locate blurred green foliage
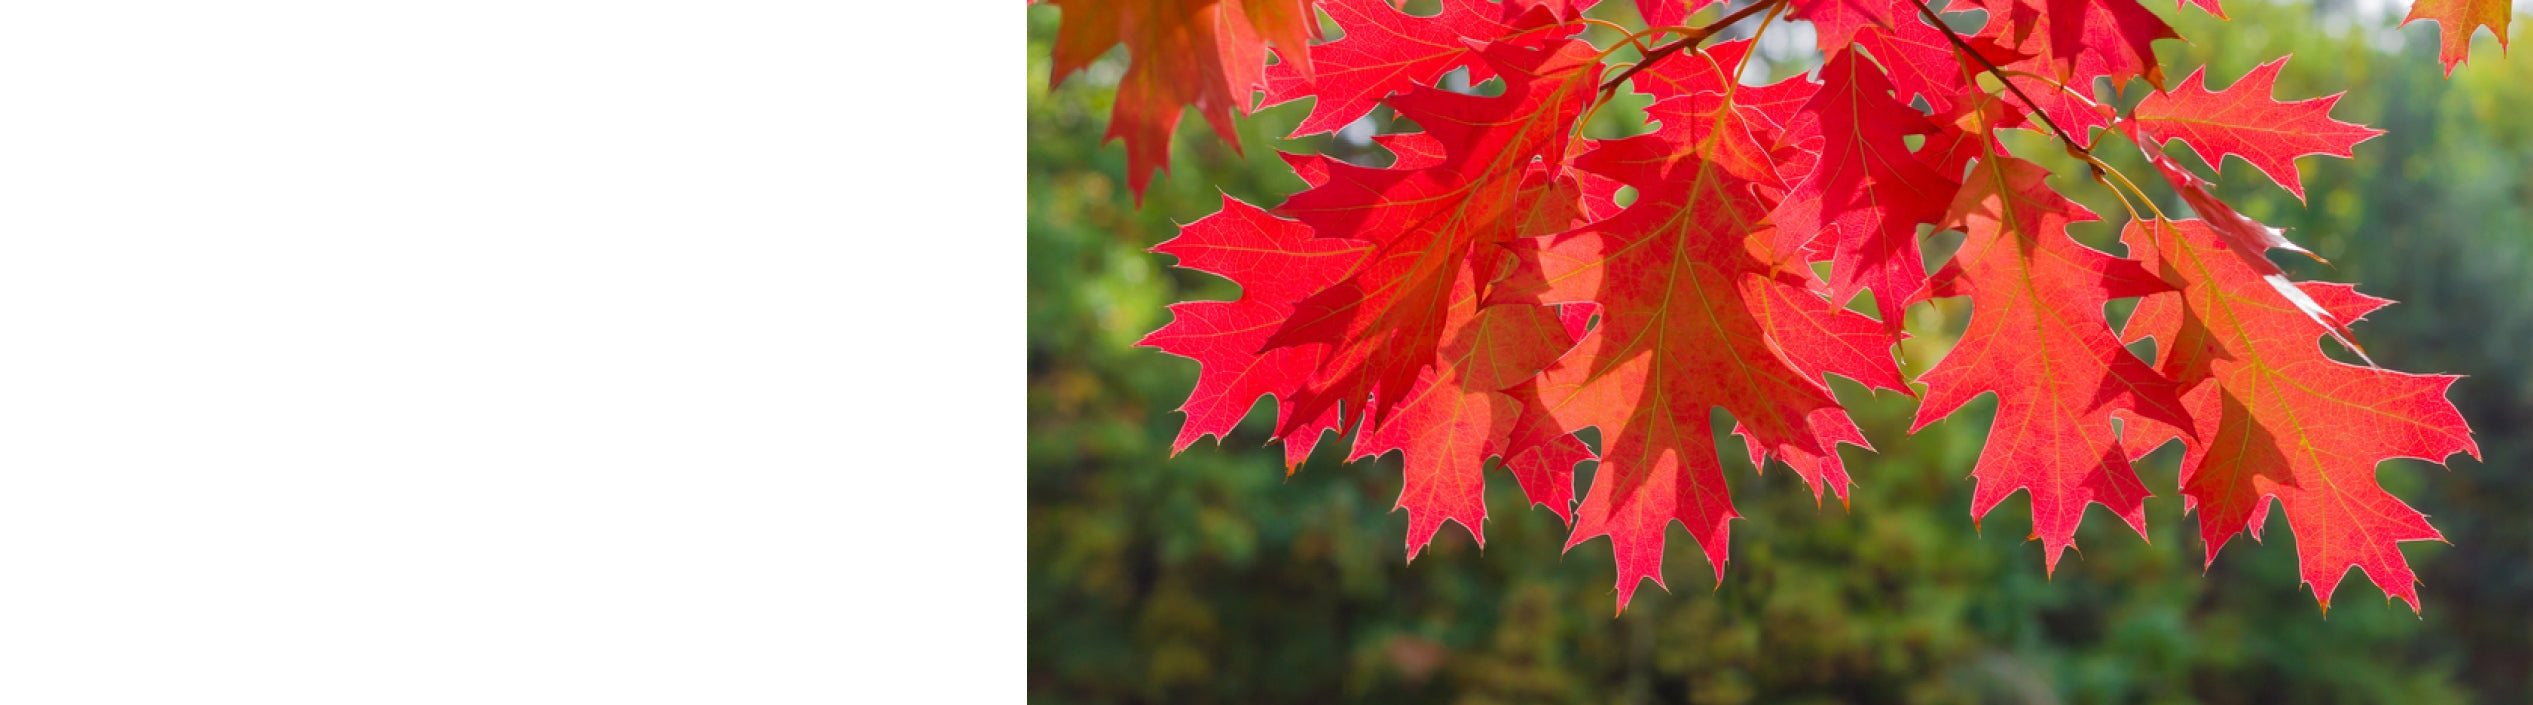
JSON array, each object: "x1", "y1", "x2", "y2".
[{"x1": 1028, "y1": 1, "x2": 2532, "y2": 701}]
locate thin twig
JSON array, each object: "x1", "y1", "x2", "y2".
[
  {"x1": 1898, "y1": 0, "x2": 2090, "y2": 156},
  {"x1": 1597, "y1": 0, "x2": 1788, "y2": 93}
]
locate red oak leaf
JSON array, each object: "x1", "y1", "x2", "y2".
[
  {"x1": 1047, "y1": 0, "x2": 1319, "y2": 197},
  {"x1": 1261, "y1": 0, "x2": 1539, "y2": 137},
  {"x1": 1910, "y1": 155, "x2": 2190, "y2": 574},
  {"x1": 1268, "y1": 31, "x2": 1602, "y2": 437},
  {"x1": 1738, "y1": 262, "x2": 1909, "y2": 506},
  {"x1": 1493, "y1": 92, "x2": 1872, "y2": 611},
  {"x1": 2117, "y1": 219, "x2": 2479, "y2": 612},
  {"x1": 1351, "y1": 289, "x2": 1577, "y2": 558},
  {"x1": 1299, "y1": 138, "x2": 1605, "y2": 524},
  {"x1": 1140, "y1": 196, "x2": 1370, "y2": 470},
  {"x1": 1739, "y1": 178, "x2": 1913, "y2": 508},
  {"x1": 2135, "y1": 142, "x2": 2372, "y2": 358},
  {"x1": 1975, "y1": 0, "x2": 2179, "y2": 90},
  {"x1": 1460, "y1": 161, "x2": 1609, "y2": 524},
  {"x1": 2402, "y1": 0, "x2": 2513, "y2": 74},
  {"x1": 2127, "y1": 57, "x2": 2384, "y2": 201},
  {"x1": 1094, "y1": 0, "x2": 2484, "y2": 618},
  {"x1": 1773, "y1": 50, "x2": 1962, "y2": 334},
  {"x1": 1276, "y1": 132, "x2": 1605, "y2": 493}
]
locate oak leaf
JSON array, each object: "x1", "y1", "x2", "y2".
[
  {"x1": 1089, "y1": 0, "x2": 2491, "y2": 616},
  {"x1": 2127, "y1": 57, "x2": 2383, "y2": 201},
  {"x1": 2118, "y1": 219, "x2": 2478, "y2": 612},
  {"x1": 1494, "y1": 92, "x2": 1881, "y2": 611},
  {"x1": 1910, "y1": 155, "x2": 2190, "y2": 573},
  {"x1": 1046, "y1": 0, "x2": 1319, "y2": 197},
  {"x1": 1268, "y1": 28, "x2": 1601, "y2": 437},
  {"x1": 1140, "y1": 197, "x2": 1368, "y2": 469},
  {"x1": 1773, "y1": 50, "x2": 1962, "y2": 335},
  {"x1": 2402, "y1": 0, "x2": 2513, "y2": 74}
]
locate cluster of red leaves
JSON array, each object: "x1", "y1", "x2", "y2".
[{"x1": 1045, "y1": 0, "x2": 2495, "y2": 613}]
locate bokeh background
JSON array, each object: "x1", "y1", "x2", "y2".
[{"x1": 1028, "y1": 1, "x2": 2532, "y2": 701}]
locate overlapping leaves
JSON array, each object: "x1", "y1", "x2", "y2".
[{"x1": 1105, "y1": 0, "x2": 2487, "y2": 613}]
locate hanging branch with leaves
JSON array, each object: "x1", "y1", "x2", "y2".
[{"x1": 1036, "y1": 0, "x2": 2495, "y2": 614}]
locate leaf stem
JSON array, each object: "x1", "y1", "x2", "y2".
[
  {"x1": 1580, "y1": 17, "x2": 1659, "y2": 55},
  {"x1": 2096, "y1": 151, "x2": 2170, "y2": 222},
  {"x1": 1729, "y1": 1, "x2": 1785, "y2": 86},
  {"x1": 1579, "y1": 17, "x2": 1635, "y2": 35},
  {"x1": 1998, "y1": 69, "x2": 2100, "y2": 107}
]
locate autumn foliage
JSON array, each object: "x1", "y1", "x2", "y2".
[{"x1": 1038, "y1": 0, "x2": 2500, "y2": 613}]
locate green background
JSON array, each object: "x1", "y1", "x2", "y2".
[{"x1": 1028, "y1": 2, "x2": 2532, "y2": 701}]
